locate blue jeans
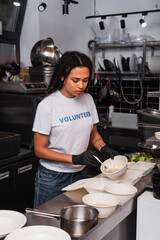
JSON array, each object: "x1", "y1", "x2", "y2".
[{"x1": 34, "y1": 163, "x2": 88, "y2": 208}]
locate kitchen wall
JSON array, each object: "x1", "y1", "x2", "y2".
[{"x1": 20, "y1": 0, "x2": 160, "y2": 67}]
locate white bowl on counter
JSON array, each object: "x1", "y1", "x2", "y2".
[
  {"x1": 83, "y1": 177, "x2": 119, "y2": 194},
  {"x1": 82, "y1": 193, "x2": 119, "y2": 218},
  {"x1": 100, "y1": 155, "x2": 128, "y2": 180},
  {"x1": 155, "y1": 132, "x2": 160, "y2": 140},
  {"x1": 104, "y1": 183, "x2": 138, "y2": 205}
]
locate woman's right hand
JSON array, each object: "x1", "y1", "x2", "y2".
[{"x1": 72, "y1": 150, "x2": 99, "y2": 167}]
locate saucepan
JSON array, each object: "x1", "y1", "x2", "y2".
[{"x1": 26, "y1": 205, "x2": 99, "y2": 239}]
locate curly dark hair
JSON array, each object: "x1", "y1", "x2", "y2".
[{"x1": 44, "y1": 51, "x2": 92, "y2": 97}]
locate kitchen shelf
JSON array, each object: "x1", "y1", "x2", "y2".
[
  {"x1": 94, "y1": 40, "x2": 160, "y2": 49},
  {"x1": 91, "y1": 40, "x2": 160, "y2": 79},
  {"x1": 95, "y1": 71, "x2": 160, "y2": 81},
  {"x1": 89, "y1": 39, "x2": 160, "y2": 113},
  {"x1": 147, "y1": 91, "x2": 160, "y2": 97},
  {"x1": 95, "y1": 71, "x2": 142, "y2": 75}
]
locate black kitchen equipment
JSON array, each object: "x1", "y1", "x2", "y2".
[
  {"x1": 29, "y1": 66, "x2": 54, "y2": 85},
  {"x1": 26, "y1": 205, "x2": 99, "y2": 238},
  {"x1": 104, "y1": 59, "x2": 114, "y2": 71},
  {"x1": 0, "y1": 93, "x2": 43, "y2": 148},
  {"x1": 152, "y1": 172, "x2": 160, "y2": 199},
  {"x1": 0, "y1": 131, "x2": 20, "y2": 159}
]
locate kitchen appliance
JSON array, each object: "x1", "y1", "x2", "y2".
[
  {"x1": 0, "y1": 82, "x2": 48, "y2": 94},
  {"x1": 29, "y1": 66, "x2": 54, "y2": 85},
  {"x1": 0, "y1": 131, "x2": 20, "y2": 159},
  {"x1": 0, "y1": 93, "x2": 43, "y2": 148}
]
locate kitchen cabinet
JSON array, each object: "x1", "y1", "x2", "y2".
[
  {"x1": 0, "y1": 164, "x2": 14, "y2": 210},
  {"x1": 15, "y1": 157, "x2": 39, "y2": 213},
  {"x1": 89, "y1": 40, "x2": 160, "y2": 113},
  {"x1": 0, "y1": 155, "x2": 39, "y2": 213}
]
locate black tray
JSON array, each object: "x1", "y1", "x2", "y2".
[{"x1": 0, "y1": 131, "x2": 21, "y2": 159}]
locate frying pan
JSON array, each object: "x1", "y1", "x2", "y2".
[{"x1": 26, "y1": 205, "x2": 99, "y2": 239}]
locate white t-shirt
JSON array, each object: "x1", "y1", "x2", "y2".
[{"x1": 32, "y1": 90, "x2": 99, "y2": 172}]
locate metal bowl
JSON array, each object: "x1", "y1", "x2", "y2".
[
  {"x1": 137, "y1": 108, "x2": 160, "y2": 125},
  {"x1": 138, "y1": 141, "x2": 160, "y2": 159},
  {"x1": 30, "y1": 38, "x2": 62, "y2": 67}
]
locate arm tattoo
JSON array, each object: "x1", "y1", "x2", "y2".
[
  {"x1": 93, "y1": 138, "x2": 102, "y2": 144},
  {"x1": 93, "y1": 138, "x2": 106, "y2": 151}
]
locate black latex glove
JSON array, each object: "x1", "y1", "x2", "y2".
[
  {"x1": 100, "y1": 145, "x2": 119, "y2": 160},
  {"x1": 72, "y1": 150, "x2": 99, "y2": 167}
]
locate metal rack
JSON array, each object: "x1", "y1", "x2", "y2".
[
  {"x1": 89, "y1": 40, "x2": 160, "y2": 113},
  {"x1": 90, "y1": 40, "x2": 160, "y2": 80}
]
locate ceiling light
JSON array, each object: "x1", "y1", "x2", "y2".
[
  {"x1": 62, "y1": 0, "x2": 78, "y2": 15},
  {"x1": 38, "y1": 1, "x2": 47, "y2": 12},
  {"x1": 13, "y1": 0, "x2": 21, "y2": 6},
  {"x1": 139, "y1": 16, "x2": 147, "y2": 27},
  {"x1": 99, "y1": 20, "x2": 105, "y2": 30},
  {"x1": 120, "y1": 19, "x2": 126, "y2": 29},
  {"x1": 62, "y1": 2, "x2": 69, "y2": 15}
]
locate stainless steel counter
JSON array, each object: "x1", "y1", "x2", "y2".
[{"x1": 25, "y1": 170, "x2": 153, "y2": 240}]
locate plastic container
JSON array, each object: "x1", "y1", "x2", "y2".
[{"x1": 109, "y1": 104, "x2": 114, "y2": 122}]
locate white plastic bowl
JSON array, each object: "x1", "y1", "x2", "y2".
[
  {"x1": 104, "y1": 183, "x2": 138, "y2": 205},
  {"x1": 155, "y1": 132, "x2": 160, "y2": 140},
  {"x1": 83, "y1": 177, "x2": 118, "y2": 194},
  {"x1": 100, "y1": 155, "x2": 128, "y2": 180},
  {"x1": 82, "y1": 193, "x2": 119, "y2": 218}
]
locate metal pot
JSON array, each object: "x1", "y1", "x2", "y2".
[
  {"x1": 26, "y1": 205, "x2": 99, "y2": 238},
  {"x1": 137, "y1": 108, "x2": 160, "y2": 125}
]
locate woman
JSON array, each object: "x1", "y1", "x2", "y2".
[{"x1": 32, "y1": 51, "x2": 118, "y2": 207}]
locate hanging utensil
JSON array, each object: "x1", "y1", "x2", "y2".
[
  {"x1": 97, "y1": 77, "x2": 110, "y2": 103},
  {"x1": 109, "y1": 88, "x2": 121, "y2": 102}
]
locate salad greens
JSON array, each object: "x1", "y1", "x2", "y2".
[{"x1": 131, "y1": 152, "x2": 156, "y2": 162}]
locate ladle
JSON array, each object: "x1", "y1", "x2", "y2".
[{"x1": 93, "y1": 155, "x2": 111, "y2": 172}]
